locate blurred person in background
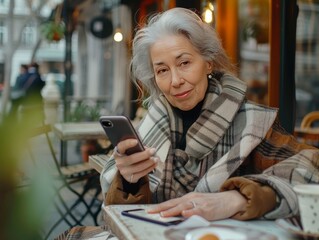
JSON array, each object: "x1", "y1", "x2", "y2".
[
  {"x1": 8, "y1": 62, "x2": 45, "y2": 119},
  {"x1": 13, "y1": 64, "x2": 29, "y2": 91}
]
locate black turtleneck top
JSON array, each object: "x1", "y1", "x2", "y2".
[{"x1": 173, "y1": 100, "x2": 204, "y2": 150}]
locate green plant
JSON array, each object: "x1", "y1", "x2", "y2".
[
  {"x1": 40, "y1": 21, "x2": 65, "y2": 42},
  {"x1": 69, "y1": 102, "x2": 105, "y2": 162},
  {"x1": 40, "y1": 3, "x2": 65, "y2": 42},
  {"x1": 70, "y1": 102, "x2": 101, "y2": 122},
  {"x1": 0, "y1": 112, "x2": 54, "y2": 240}
]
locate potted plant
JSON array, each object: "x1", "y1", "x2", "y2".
[
  {"x1": 69, "y1": 102, "x2": 108, "y2": 162},
  {"x1": 40, "y1": 21, "x2": 65, "y2": 42},
  {"x1": 40, "y1": 4, "x2": 65, "y2": 42}
]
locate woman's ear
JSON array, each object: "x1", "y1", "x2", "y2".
[{"x1": 206, "y1": 62, "x2": 213, "y2": 73}]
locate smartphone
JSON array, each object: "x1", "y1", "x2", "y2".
[
  {"x1": 121, "y1": 208, "x2": 184, "y2": 226},
  {"x1": 99, "y1": 115, "x2": 145, "y2": 155}
]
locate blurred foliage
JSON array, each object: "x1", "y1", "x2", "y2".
[
  {"x1": 69, "y1": 102, "x2": 102, "y2": 122},
  {"x1": 40, "y1": 21, "x2": 65, "y2": 42},
  {"x1": 40, "y1": 3, "x2": 65, "y2": 42},
  {"x1": 0, "y1": 109, "x2": 54, "y2": 240}
]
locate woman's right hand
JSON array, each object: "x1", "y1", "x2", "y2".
[
  {"x1": 147, "y1": 191, "x2": 247, "y2": 221},
  {"x1": 114, "y1": 139, "x2": 158, "y2": 183}
]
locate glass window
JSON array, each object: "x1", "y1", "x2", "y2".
[
  {"x1": 0, "y1": 63, "x2": 3, "y2": 85},
  {"x1": 0, "y1": 20, "x2": 5, "y2": 45},
  {"x1": 295, "y1": 0, "x2": 319, "y2": 125},
  {"x1": 21, "y1": 22, "x2": 36, "y2": 46},
  {"x1": 238, "y1": 0, "x2": 270, "y2": 106},
  {"x1": 215, "y1": 0, "x2": 271, "y2": 106}
]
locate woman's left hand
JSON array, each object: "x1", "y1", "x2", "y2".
[{"x1": 147, "y1": 191, "x2": 247, "y2": 221}]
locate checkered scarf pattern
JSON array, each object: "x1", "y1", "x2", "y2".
[
  {"x1": 137, "y1": 74, "x2": 279, "y2": 202},
  {"x1": 100, "y1": 74, "x2": 319, "y2": 219}
]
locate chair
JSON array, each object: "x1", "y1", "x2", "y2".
[
  {"x1": 294, "y1": 111, "x2": 319, "y2": 147},
  {"x1": 300, "y1": 111, "x2": 319, "y2": 129},
  {"x1": 25, "y1": 122, "x2": 104, "y2": 239}
]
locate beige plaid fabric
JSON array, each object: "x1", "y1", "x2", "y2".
[
  {"x1": 54, "y1": 225, "x2": 117, "y2": 240},
  {"x1": 100, "y1": 74, "x2": 319, "y2": 220}
]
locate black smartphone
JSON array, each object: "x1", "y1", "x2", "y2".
[
  {"x1": 121, "y1": 208, "x2": 184, "y2": 226},
  {"x1": 99, "y1": 115, "x2": 145, "y2": 155}
]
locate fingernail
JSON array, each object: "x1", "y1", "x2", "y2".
[
  {"x1": 130, "y1": 139, "x2": 138, "y2": 145},
  {"x1": 151, "y1": 157, "x2": 158, "y2": 163},
  {"x1": 146, "y1": 207, "x2": 153, "y2": 212},
  {"x1": 149, "y1": 148, "x2": 156, "y2": 155}
]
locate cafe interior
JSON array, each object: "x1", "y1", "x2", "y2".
[
  {"x1": 47, "y1": 0, "x2": 319, "y2": 136},
  {"x1": 2, "y1": 0, "x2": 319, "y2": 239}
]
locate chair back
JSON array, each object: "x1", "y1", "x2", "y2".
[
  {"x1": 300, "y1": 111, "x2": 319, "y2": 129},
  {"x1": 295, "y1": 111, "x2": 319, "y2": 147},
  {"x1": 26, "y1": 124, "x2": 63, "y2": 176},
  {"x1": 25, "y1": 123, "x2": 102, "y2": 239}
]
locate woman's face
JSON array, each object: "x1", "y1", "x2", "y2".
[{"x1": 150, "y1": 34, "x2": 212, "y2": 111}]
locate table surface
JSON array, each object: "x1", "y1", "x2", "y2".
[
  {"x1": 103, "y1": 204, "x2": 298, "y2": 240},
  {"x1": 53, "y1": 122, "x2": 107, "y2": 166},
  {"x1": 53, "y1": 122, "x2": 107, "y2": 141}
]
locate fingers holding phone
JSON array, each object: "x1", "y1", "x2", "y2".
[
  {"x1": 115, "y1": 139, "x2": 158, "y2": 183},
  {"x1": 99, "y1": 115, "x2": 158, "y2": 183}
]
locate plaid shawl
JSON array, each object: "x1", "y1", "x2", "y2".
[
  {"x1": 101, "y1": 74, "x2": 275, "y2": 195},
  {"x1": 100, "y1": 74, "x2": 319, "y2": 219},
  {"x1": 136, "y1": 74, "x2": 279, "y2": 202},
  {"x1": 243, "y1": 121, "x2": 319, "y2": 219}
]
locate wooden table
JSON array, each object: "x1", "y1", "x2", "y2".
[{"x1": 53, "y1": 122, "x2": 107, "y2": 166}]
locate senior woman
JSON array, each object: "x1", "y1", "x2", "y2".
[
  {"x1": 57, "y1": 7, "x2": 319, "y2": 239},
  {"x1": 101, "y1": 7, "x2": 318, "y2": 221}
]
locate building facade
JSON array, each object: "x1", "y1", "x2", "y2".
[
  {"x1": 0, "y1": 0, "x2": 71, "y2": 86},
  {"x1": 0, "y1": 0, "x2": 133, "y2": 118}
]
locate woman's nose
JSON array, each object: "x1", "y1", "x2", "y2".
[{"x1": 171, "y1": 70, "x2": 184, "y2": 87}]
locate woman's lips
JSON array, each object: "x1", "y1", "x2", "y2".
[{"x1": 174, "y1": 90, "x2": 192, "y2": 98}]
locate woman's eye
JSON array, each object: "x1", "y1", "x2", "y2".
[
  {"x1": 157, "y1": 68, "x2": 167, "y2": 75},
  {"x1": 180, "y1": 61, "x2": 189, "y2": 66}
]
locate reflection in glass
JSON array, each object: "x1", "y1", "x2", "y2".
[
  {"x1": 238, "y1": 0, "x2": 269, "y2": 106},
  {"x1": 295, "y1": 0, "x2": 319, "y2": 125}
]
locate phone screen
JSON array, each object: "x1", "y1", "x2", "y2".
[{"x1": 121, "y1": 208, "x2": 184, "y2": 226}]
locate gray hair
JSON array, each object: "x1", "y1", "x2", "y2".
[{"x1": 130, "y1": 7, "x2": 236, "y2": 105}]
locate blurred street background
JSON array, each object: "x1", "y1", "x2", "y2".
[{"x1": 0, "y1": 0, "x2": 318, "y2": 239}]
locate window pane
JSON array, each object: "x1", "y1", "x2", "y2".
[
  {"x1": 238, "y1": 0, "x2": 269, "y2": 105},
  {"x1": 0, "y1": 20, "x2": 5, "y2": 45},
  {"x1": 21, "y1": 22, "x2": 36, "y2": 46},
  {"x1": 295, "y1": 0, "x2": 319, "y2": 125}
]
